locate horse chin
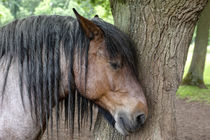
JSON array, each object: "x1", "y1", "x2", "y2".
[
  {"x1": 98, "y1": 107, "x2": 130, "y2": 136},
  {"x1": 114, "y1": 115, "x2": 130, "y2": 136},
  {"x1": 114, "y1": 122, "x2": 130, "y2": 136}
]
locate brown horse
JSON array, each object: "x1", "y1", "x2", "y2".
[{"x1": 0, "y1": 9, "x2": 148, "y2": 139}]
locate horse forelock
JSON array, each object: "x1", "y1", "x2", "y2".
[{"x1": 92, "y1": 18, "x2": 139, "y2": 77}]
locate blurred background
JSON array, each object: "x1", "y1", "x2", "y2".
[{"x1": 0, "y1": 0, "x2": 113, "y2": 26}]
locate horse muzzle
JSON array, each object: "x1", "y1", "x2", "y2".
[{"x1": 114, "y1": 111, "x2": 146, "y2": 135}]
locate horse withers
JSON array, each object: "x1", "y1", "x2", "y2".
[{"x1": 0, "y1": 9, "x2": 148, "y2": 139}]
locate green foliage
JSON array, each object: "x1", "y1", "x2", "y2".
[
  {"x1": 91, "y1": 0, "x2": 112, "y2": 20},
  {"x1": 87, "y1": 0, "x2": 113, "y2": 23},
  {"x1": 51, "y1": 0, "x2": 69, "y2": 8},
  {"x1": 0, "y1": 0, "x2": 41, "y2": 20},
  {"x1": 1, "y1": 0, "x2": 21, "y2": 19},
  {"x1": 177, "y1": 46, "x2": 210, "y2": 103},
  {"x1": 0, "y1": 0, "x2": 113, "y2": 26},
  {"x1": 34, "y1": 0, "x2": 53, "y2": 15},
  {"x1": 34, "y1": 0, "x2": 88, "y2": 17},
  {"x1": 34, "y1": 0, "x2": 113, "y2": 23},
  {"x1": 0, "y1": 3, "x2": 13, "y2": 26},
  {"x1": 20, "y1": 0, "x2": 41, "y2": 15}
]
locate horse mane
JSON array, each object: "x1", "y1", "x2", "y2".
[{"x1": 0, "y1": 15, "x2": 138, "y2": 135}]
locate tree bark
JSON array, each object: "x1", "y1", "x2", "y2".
[
  {"x1": 182, "y1": 1, "x2": 210, "y2": 88},
  {"x1": 93, "y1": 0, "x2": 208, "y2": 140}
]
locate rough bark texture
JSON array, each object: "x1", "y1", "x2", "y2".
[
  {"x1": 93, "y1": 0, "x2": 208, "y2": 140},
  {"x1": 182, "y1": 1, "x2": 210, "y2": 88}
]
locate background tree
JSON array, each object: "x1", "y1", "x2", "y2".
[
  {"x1": 93, "y1": 0, "x2": 208, "y2": 140},
  {"x1": 182, "y1": 1, "x2": 210, "y2": 88}
]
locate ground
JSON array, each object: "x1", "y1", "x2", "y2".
[
  {"x1": 176, "y1": 97, "x2": 210, "y2": 140},
  {"x1": 41, "y1": 97, "x2": 210, "y2": 140}
]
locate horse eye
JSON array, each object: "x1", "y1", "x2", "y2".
[{"x1": 110, "y1": 62, "x2": 120, "y2": 70}]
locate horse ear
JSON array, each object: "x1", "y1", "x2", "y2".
[
  {"x1": 73, "y1": 8, "x2": 102, "y2": 40},
  {"x1": 94, "y1": 15, "x2": 99, "y2": 18}
]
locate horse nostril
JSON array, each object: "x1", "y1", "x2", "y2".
[{"x1": 136, "y1": 114, "x2": 145, "y2": 125}]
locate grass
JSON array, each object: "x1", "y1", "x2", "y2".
[{"x1": 176, "y1": 45, "x2": 210, "y2": 103}]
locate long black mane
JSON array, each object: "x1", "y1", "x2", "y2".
[{"x1": 0, "y1": 15, "x2": 138, "y2": 134}]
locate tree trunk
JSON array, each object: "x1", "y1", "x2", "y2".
[
  {"x1": 93, "y1": 0, "x2": 207, "y2": 140},
  {"x1": 182, "y1": 1, "x2": 210, "y2": 88}
]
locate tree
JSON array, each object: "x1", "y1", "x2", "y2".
[
  {"x1": 182, "y1": 1, "x2": 210, "y2": 88},
  {"x1": 93, "y1": 0, "x2": 208, "y2": 140}
]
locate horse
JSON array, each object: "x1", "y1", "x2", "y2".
[{"x1": 0, "y1": 9, "x2": 148, "y2": 140}]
